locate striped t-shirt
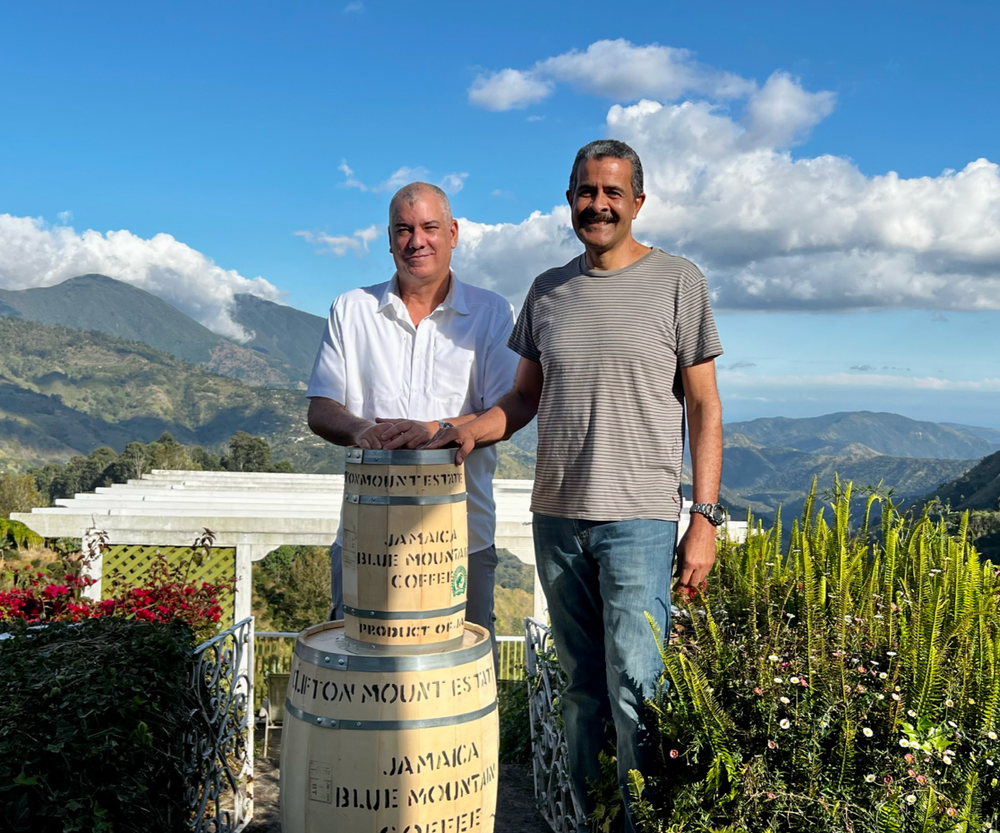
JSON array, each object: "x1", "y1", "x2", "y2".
[{"x1": 509, "y1": 248, "x2": 723, "y2": 522}]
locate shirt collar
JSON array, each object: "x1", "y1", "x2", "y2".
[{"x1": 377, "y1": 272, "x2": 470, "y2": 316}]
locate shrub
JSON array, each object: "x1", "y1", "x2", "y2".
[
  {"x1": 629, "y1": 480, "x2": 1000, "y2": 832},
  {"x1": 0, "y1": 531, "x2": 233, "y2": 642},
  {"x1": 499, "y1": 677, "x2": 533, "y2": 765},
  {"x1": 0, "y1": 617, "x2": 196, "y2": 832}
]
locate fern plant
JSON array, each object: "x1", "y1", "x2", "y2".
[{"x1": 628, "y1": 480, "x2": 1000, "y2": 832}]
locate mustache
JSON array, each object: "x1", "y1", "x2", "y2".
[{"x1": 578, "y1": 209, "x2": 618, "y2": 225}]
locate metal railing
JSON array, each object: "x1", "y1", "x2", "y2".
[
  {"x1": 525, "y1": 617, "x2": 586, "y2": 833},
  {"x1": 497, "y1": 634, "x2": 527, "y2": 681},
  {"x1": 188, "y1": 616, "x2": 255, "y2": 833},
  {"x1": 254, "y1": 631, "x2": 297, "y2": 712}
]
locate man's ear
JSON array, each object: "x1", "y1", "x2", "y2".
[
  {"x1": 566, "y1": 189, "x2": 573, "y2": 206},
  {"x1": 632, "y1": 193, "x2": 646, "y2": 219}
]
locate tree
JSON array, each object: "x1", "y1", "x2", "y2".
[
  {"x1": 253, "y1": 545, "x2": 330, "y2": 631},
  {"x1": 50, "y1": 456, "x2": 106, "y2": 500},
  {"x1": 115, "y1": 441, "x2": 151, "y2": 481},
  {"x1": 0, "y1": 474, "x2": 43, "y2": 518},
  {"x1": 281, "y1": 547, "x2": 332, "y2": 630},
  {"x1": 190, "y1": 446, "x2": 223, "y2": 471},
  {"x1": 222, "y1": 432, "x2": 272, "y2": 473}
]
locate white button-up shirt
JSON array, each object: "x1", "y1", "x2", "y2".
[{"x1": 306, "y1": 273, "x2": 518, "y2": 553}]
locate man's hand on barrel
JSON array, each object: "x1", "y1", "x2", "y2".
[
  {"x1": 373, "y1": 418, "x2": 438, "y2": 450},
  {"x1": 421, "y1": 423, "x2": 477, "y2": 464},
  {"x1": 353, "y1": 422, "x2": 388, "y2": 449}
]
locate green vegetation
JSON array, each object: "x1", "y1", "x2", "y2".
[
  {"x1": 0, "y1": 317, "x2": 341, "y2": 472},
  {"x1": 0, "y1": 315, "x2": 538, "y2": 476},
  {"x1": 914, "y1": 450, "x2": 1000, "y2": 562},
  {"x1": 0, "y1": 274, "x2": 299, "y2": 386},
  {"x1": 495, "y1": 548, "x2": 534, "y2": 635},
  {"x1": 252, "y1": 545, "x2": 332, "y2": 632},
  {"x1": 612, "y1": 480, "x2": 1000, "y2": 832},
  {"x1": 16, "y1": 432, "x2": 293, "y2": 506},
  {"x1": 920, "y1": 449, "x2": 1000, "y2": 513},
  {"x1": 230, "y1": 292, "x2": 326, "y2": 383},
  {"x1": 0, "y1": 618, "x2": 196, "y2": 832}
]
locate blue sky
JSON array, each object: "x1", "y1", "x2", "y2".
[{"x1": 2, "y1": 1, "x2": 999, "y2": 428}]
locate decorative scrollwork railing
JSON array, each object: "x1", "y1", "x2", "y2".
[
  {"x1": 188, "y1": 616, "x2": 254, "y2": 833},
  {"x1": 524, "y1": 617, "x2": 586, "y2": 833}
]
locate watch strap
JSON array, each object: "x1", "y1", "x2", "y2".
[{"x1": 690, "y1": 502, "x2": 725, "y2": 526}]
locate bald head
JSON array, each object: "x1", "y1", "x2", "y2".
[{"x1": 389, "y1": 182, "x2": 453, "y2": 226}]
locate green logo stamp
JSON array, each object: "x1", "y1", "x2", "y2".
[{"x1": 452, "y1": 565, "x2": 468, "y2": 597}]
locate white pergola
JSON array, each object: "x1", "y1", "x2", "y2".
[
  {"x1": 13, "y1": 469, "x2": 744, "y2": 623},
  {"x1": 11, "y1": 470, "x2": 545, "y2": 621}
]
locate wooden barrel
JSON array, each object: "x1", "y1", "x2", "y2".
[
  {"x1": 342, "y1": 448, "x2": 469, "y2": 653},
  {"x1": 280, "y1": 620, "x2": 498, "y2": 833}
]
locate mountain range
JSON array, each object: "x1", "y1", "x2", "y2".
[
  {"x1": 0, "y1": 275, "x2": 326, "y2": 388},
  {"x1": 1, "y1": 274, "x2": 999, "y2": 530}
]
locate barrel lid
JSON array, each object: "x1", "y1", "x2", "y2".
[
  {"x1": 295, "y1": 620, "x2": 491, "y2": 672},
  {"x1": 345, "y1": 448, "x2": 459, "y2": 466}
]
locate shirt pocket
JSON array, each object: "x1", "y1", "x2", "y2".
[
  {"x1": 363, "y1": 339, "x2": 405, "y2": 400},
  {"x1": 431, "y1": 334, "x2": 476, "y2": 406}
]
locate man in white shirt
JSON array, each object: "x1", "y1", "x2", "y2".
[{"x1": 305, "y1": 182, "x2": 518, "y2": 651}]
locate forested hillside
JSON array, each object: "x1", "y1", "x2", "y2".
[
  {"x1": 0, "y1": 317, "x2": 529, "y2": 476},
  {"x1": 0, "y1": 275, "x2": 298, "y2": 387}
]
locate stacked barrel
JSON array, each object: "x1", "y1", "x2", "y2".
[{"x1": 281, "y1": 448, "x2": 499, "y2": 833}]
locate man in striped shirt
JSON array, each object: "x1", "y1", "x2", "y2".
[{"x1": 428, "y1": 140, "x2": 724, "y2": 832}]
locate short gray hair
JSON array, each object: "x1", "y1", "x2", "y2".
[
  {"x1": 389, "y1": 182, "x2": 453, "y2": 225},
  {"x1": 568, "y1": 140, "x2": 644, "y2": 200}
]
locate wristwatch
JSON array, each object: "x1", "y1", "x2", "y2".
[
  {"x1": 690, "y1": 502, "x2": 726, "y2": 526},
  {"x1": 438, "y1": 421, "x2": 455, "y2": 431}
]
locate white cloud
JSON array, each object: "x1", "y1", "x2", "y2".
[
  {"x1": 338, "y1": 160, "x2": 367, "y2": 191},
  {"x1": 457, "y1": 48, "x2": 1000, "y2": 313},
  {"x1": 468, "y1": 69, "x2": 553, "y2": 111},
  {"x1": 375, "y1": 166, "x2": 430, "y2": 193},
  {"x1": 56, "y1": 210, "x2": 73, "y2": 225},
  {"x1": 455, "y1": 208, "x2": 581, "y2": 306},
  {"x1": 439, "y1": 173, "x2": 468, "y2": 195},
  {"x1": 344, "y1": 2, "x2": 363, "y2": 13},
  {"x1": 742, "y1": 72, "x2": 836, "y2": 149},
  {"x1": 0, "y1": 214, "x2": 280, "y2": 341},
  {"x1": 538, "y1": 40, "x2": 755, "y2": 102},
  {"x1": 295, "y1": 225, "x2": 379, "y2": 257},
  {"x1": 468, "y1": 39, "x2": 754, "y2": 111},
  {"x1": 337, "y1": 162, "x2": 468, "y2": 196},
  {"x1": 719, "y1": 369, "x2": 1000, "y2": 392}
]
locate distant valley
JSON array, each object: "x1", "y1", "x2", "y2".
[{"x1": 0, "y1": 274, "x2": 998, "y2": 533}]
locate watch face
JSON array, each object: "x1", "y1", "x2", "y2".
[{"x1": 694, "y1": 503, "x2": 725, "y2": 525}]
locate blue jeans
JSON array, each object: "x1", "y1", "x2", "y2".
[{"x1": 533, "y1": 514, "x2": 677, "y2": 833}]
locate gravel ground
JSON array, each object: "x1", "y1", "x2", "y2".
[{"x1": 246, "y1": 729, "x2": 550, "y2": 833}]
